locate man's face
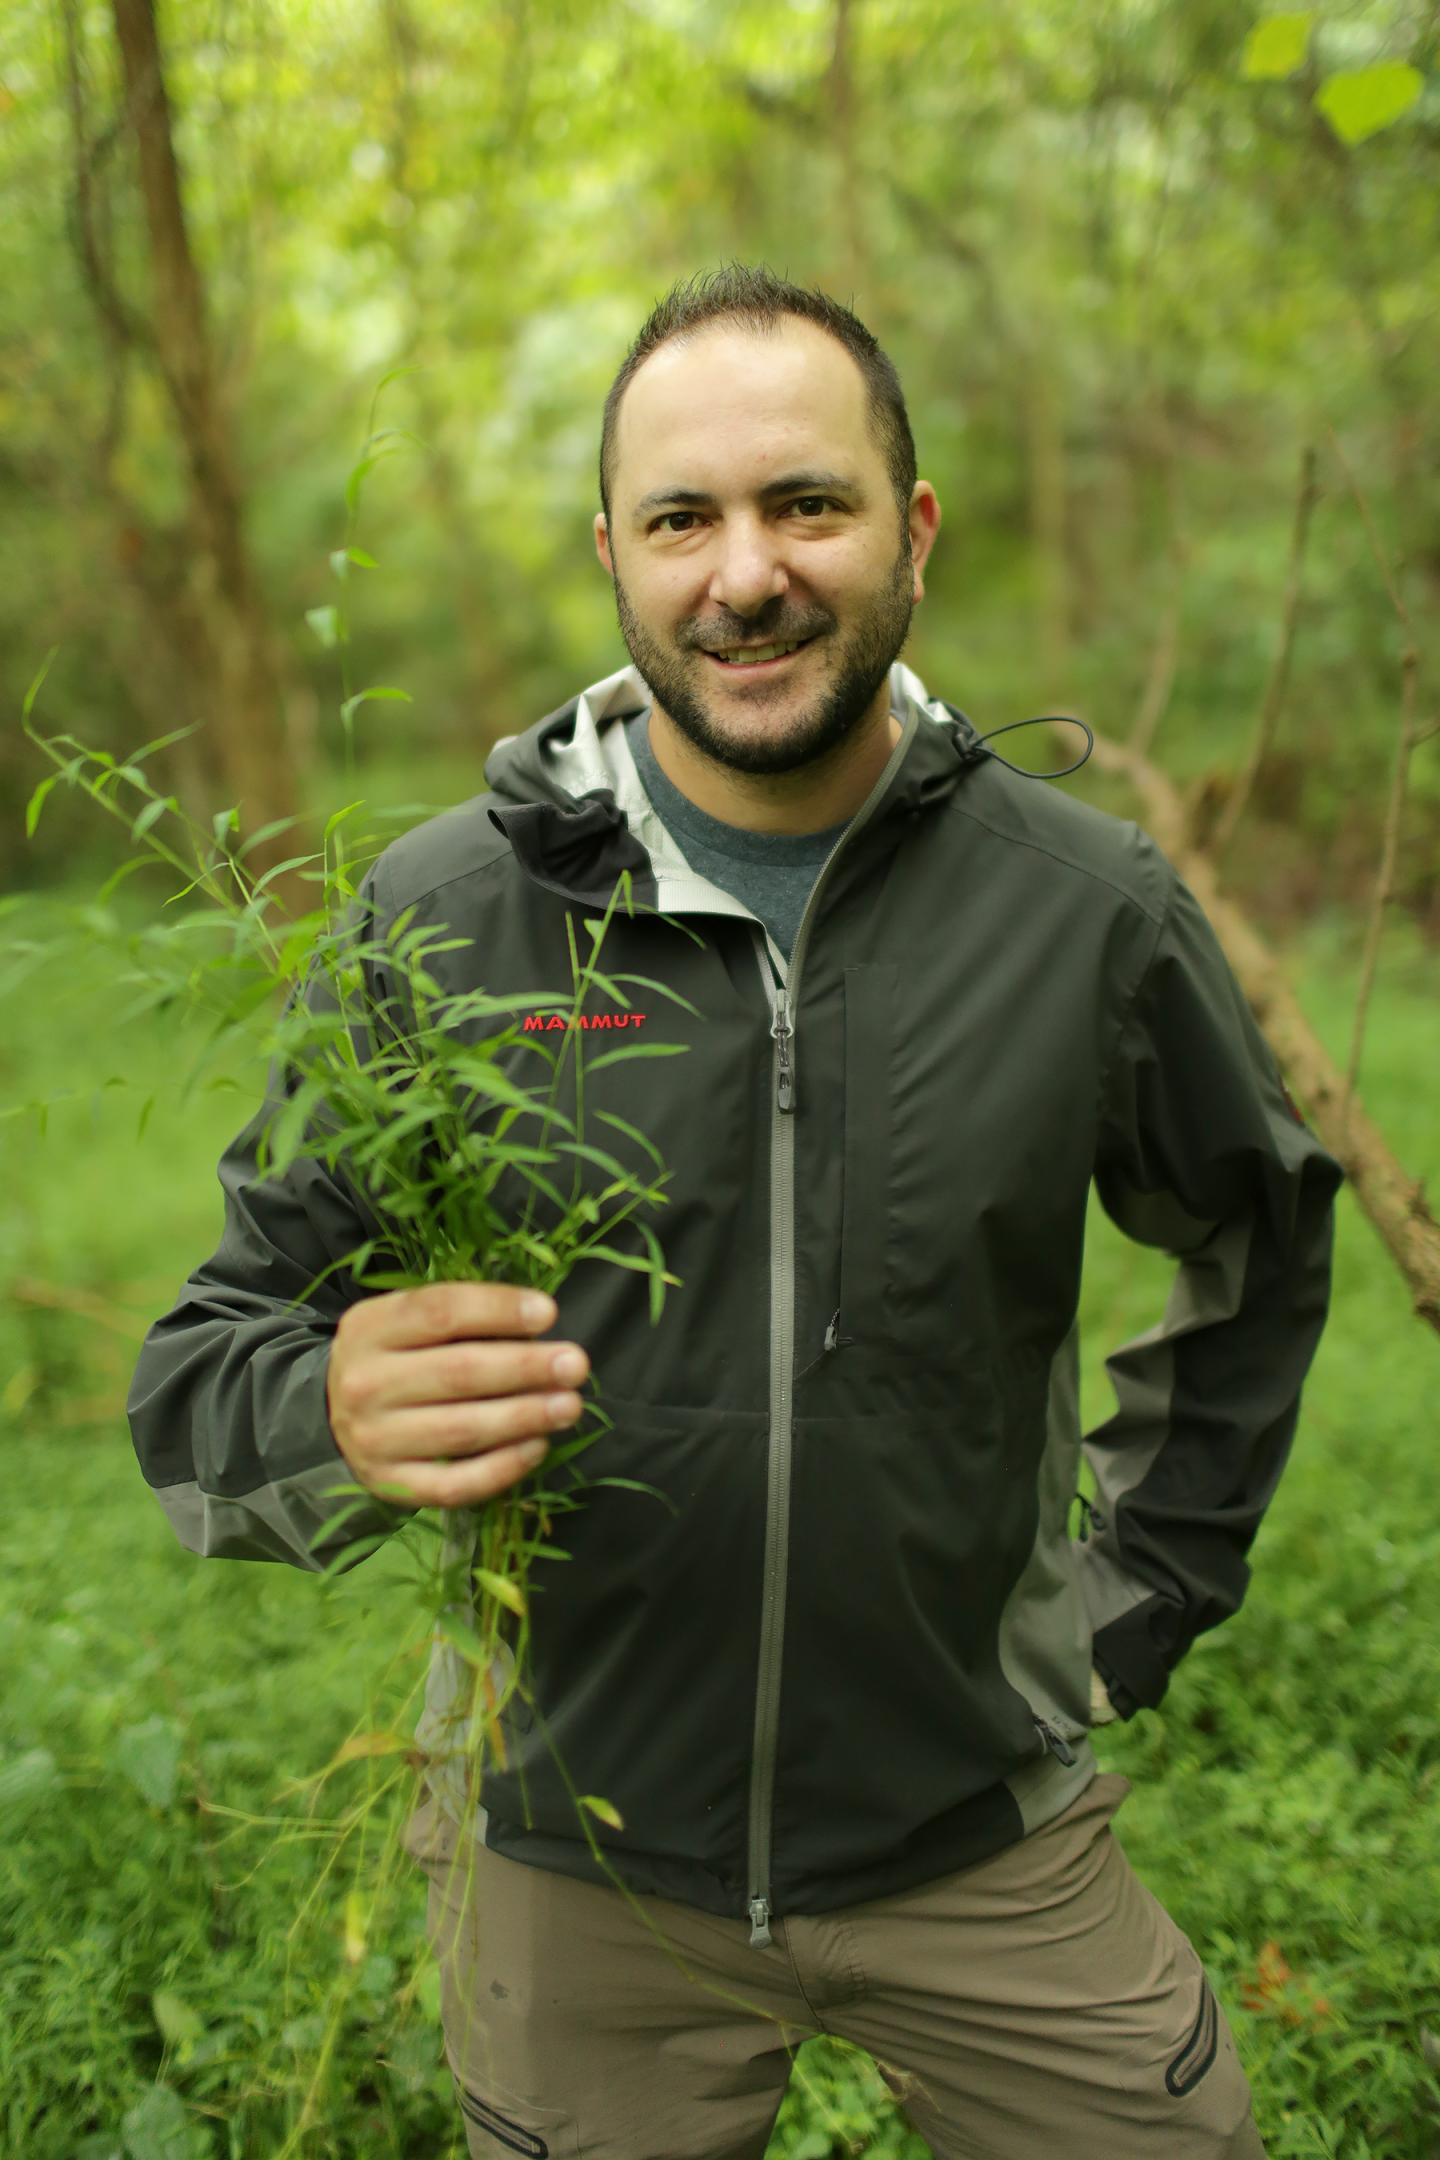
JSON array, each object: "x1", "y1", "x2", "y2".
[{"x1": 595, "y1": 320, "x2": 940, "y2": 778}]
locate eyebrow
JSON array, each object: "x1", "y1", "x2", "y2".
[{"x1": 632, "y1": 470, "x2": 864, "y2": 521}]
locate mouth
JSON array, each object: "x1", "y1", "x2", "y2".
[{"x1": 702, "y1": 635, "x2": 817, "y2": 678}]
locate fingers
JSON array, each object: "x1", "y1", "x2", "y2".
[
  {"x1": 368, "y1": 1337, "x2": 590, "y2": 1412},
  {"x1": 376, "y1": 1436, "x2": 558, "y2": 1511},
  {"x1": 359, "y1": 1282, "x2": 558, "y2": 1352},
  {"x1": 377, "y1": 1388, "x2": 585, "y2": 1461}
]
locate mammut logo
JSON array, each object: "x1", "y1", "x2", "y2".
[
  {"x1": 458, "y1": 2086, "x2": 550, "y2": 2156},
  {"x1": 520, "y1": 1011, "x2": 648, "y2": 1032}
]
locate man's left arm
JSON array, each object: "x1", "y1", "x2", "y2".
[{"x1": 1077, "y1": 867, "x2": 1344, "y2": 1720}]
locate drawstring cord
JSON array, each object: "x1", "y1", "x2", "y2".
[{"x1": 946, "y1": 707, "x2": 1095, "y2": 781}]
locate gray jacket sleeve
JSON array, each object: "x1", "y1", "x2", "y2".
[
  {"x1": 127, "y1": 969, "x2": 406, "y2": 1571},
  {"x1": 1076, "y1": 868, "x2": 1343, "y2": 1715}
]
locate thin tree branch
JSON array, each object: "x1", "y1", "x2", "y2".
[
  {"x1": 1061, "y1": 725, "x2": 1440, "y2": 1335},
  {"x1": 1212, "y1": 443, "x2": 1320, "y2": 858}
]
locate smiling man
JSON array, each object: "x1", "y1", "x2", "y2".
[
  {"x1": 130, "y1": 266, "x2": 1340, "y2": 2160},
  {"x1": 594, "y1": 300, "x2": 939, "y2": 833}
]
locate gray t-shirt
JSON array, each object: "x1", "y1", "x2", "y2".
[{"x1": 623, "y1": 709, "x2": 850, "y2": 962}]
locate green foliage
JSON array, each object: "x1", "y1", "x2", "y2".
[
  {"x1": 3, "y1": 0, "x2": 1437, "y2": 922},
  {"x1": 1241, "y1": 14, "x2": 1314, "y2": 81},
  {"x1": 1315, "y1": 62, "x2": 1425, "y2": 144},
  {"x1": 1, "y1": 907, "x2": 1437, "y2": 2156}
]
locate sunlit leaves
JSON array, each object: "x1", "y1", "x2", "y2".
[
  {"x1": 1240, "y1": 14, "x2": 1313, "y2": 82},
  {"x1": 1315, "y1": 62, "x2": 1423, "y2": 145}
]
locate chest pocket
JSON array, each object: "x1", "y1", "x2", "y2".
[{"x1": 836, "y1": 962, "x2": 897, "y2": 1343}]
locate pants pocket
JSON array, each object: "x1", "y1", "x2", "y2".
[{"x1": 1166, "y1": 1969, "x2": 1221, "y2": 2097}]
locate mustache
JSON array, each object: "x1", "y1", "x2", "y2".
[{"x1": 684, "y1": 613, "x2": 832, "y2": 654}]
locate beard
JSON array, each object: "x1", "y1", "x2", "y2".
[{"x1": 611, "y1": 536, "x2": 915, "y2": 778}]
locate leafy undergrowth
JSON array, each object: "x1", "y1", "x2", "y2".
[{"x1": 2, "y1": 904, "x2": 1437, "y2": 2157}]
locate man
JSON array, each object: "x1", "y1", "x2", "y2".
[{"x1": 129, "y1": 265, "x2": 1342, "y2": 2159}]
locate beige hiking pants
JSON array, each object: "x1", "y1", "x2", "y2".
[{"x1": 406, "y1": 1771, "x2": 1266, "y2": 2160}]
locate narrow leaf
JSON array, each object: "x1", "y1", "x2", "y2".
[
  {"x1": 131, "y1": 796, "x2": 176, "y2": 841},
  {"x1": 328, "y1": 1731, "x2": 412, "y2": 1766},
  {"x1": 340, "y1": 686, "x2": 414, "y2": 727},
  {"x1": 473, "y1": 1566, "x2": 526, "y2": 1617},
  {"x1": 25, "y1": 774, "x2": 59, "y2": 837},
  {"x1": 581, "y1": 1042, "x2": 691, "y2": 1074},
  {"x1": 21, "y1": 646, "x2": 59, "y2": 720},
  {"x1": 579, "y1": 1794, "x2": 625, "y2": 1830}
]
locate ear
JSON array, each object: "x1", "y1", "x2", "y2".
[
  {"x1": 594, "y1": 512, "x2": 615, "y2": 578},
  {"x1": 907, "y1": 484, "x2": 942, "y2": 603}
]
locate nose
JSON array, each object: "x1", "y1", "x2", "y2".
[{"x1": 706, "y1": 513, "x2": 789, "y2": 619}]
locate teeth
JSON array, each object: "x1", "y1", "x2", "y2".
[{"x1": 716, "y1": 641, "x2": 801, "y2": 664}]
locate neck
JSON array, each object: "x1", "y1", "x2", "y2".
[{"x1": 644, "y1": 694, "x2": 903, "y2": 836}]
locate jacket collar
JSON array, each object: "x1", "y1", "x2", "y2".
[{"x1": 483, "y1": 661, "x2": 983, "y2": 911}]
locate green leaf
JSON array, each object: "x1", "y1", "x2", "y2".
[
  {"x1": 25, "y1": 773, "x2": 59, "y2": 837},
  {"x1": 347, "y1": 547, "x2": 379, "y2": 568},
  {"x1": 340, "y1": 686, "x2": 414, "y2": 729},
  {"x1": 130, "y1": 797, "x2": 177, "y2": 842},
  {"x1": 578, "y1": 1794, "x2": 625, "y2": 1830},
  {"x1": 112, "y1": 1717, "x2": 182, "y2": 1809},
  {"x1": 211, "y1": 806, "x2": 240, "y2": 847},
  {"x1": 151, "y1": 1991, "x2": 205, "y2": 2050},
  {"x1": 21, "y1": 645, "x2": 59, "y2": 720},
  {"x1": 581, "y1": 1041, "x2": 690, "y2": 1074},
  {"x1": 121, "y1": 2082, "x2": 201, "y2": 2160},
  {"x1": 473, "y1": 1566, "x2": 527, "y2": 1616},
  {"x1": 0, "y1": 1747, "x2": 59, "y2": 1816},
  {"x1": 437, "y1": 1609, "x2": 493, "y2": 1666},
  {"x1": 305, "y1": 604, "x2": 343, "y2": 649},
  {"x1": 1241, "y1": 12, "x2": 1313, "y2": 80},
  {"x1": 324, "y1": 798, "x2": 366, "y2": 843},
  {"x1": 1316, "y1": 62, "x2": 1423, "y2": 143}
]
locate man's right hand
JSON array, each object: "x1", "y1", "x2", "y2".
[{"x1": 325, "y1": 1283, "x2": 588, "y2": 1510}]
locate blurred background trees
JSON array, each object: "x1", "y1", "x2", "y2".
[{"x1": 3, "y1": 0, "x2": 1435, "y2": 924}]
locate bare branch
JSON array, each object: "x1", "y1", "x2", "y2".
[
  {"x1": 1212, "y1": 443, "x2": 1320, "y2": 858},
  {"x1": 1064, "y1": 725, "x2": 1440, "y2": 1335}
]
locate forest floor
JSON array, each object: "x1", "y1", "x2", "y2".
[{"x1": 2, "y1": 894, "x2": 1437, "y2": 2160}]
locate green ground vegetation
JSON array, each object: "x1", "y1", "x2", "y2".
[{"x1": 1, "y1": 877, "x2": 1436, "y2": 2159}]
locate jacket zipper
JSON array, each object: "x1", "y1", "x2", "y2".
[
  {"x1": 744, "y1": 718, "x2": 916, "y2": 1951},
  {"x1": 1032, "y1": 1714, "x2": 1078, "y2": 1766}
]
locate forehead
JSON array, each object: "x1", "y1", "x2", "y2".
[{"x1": 611, "y1": 319, "x2": 880, "y2": 503}]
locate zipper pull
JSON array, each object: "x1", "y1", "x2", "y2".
[
  {"x1": 748, "y1": 1895, "x2": 773, "y2": 1948},
  {"x1": 1033, "y1": 1715, "x2": 1077, "y2": 1767},
  {"x1": 771, "y1": 988, "x2": 794, "y2": 1113},
  {"x1": 824, "y1": 1311, "x2": 839, "y2": 1351}
]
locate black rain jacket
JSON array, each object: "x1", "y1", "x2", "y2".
[{"x1": 128, "y1": 663, "x2": 1342, "y2": 1941}]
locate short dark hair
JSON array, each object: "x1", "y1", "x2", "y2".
[{"x1": 599, "y1": 263, "x2": 917, "y2": 525}]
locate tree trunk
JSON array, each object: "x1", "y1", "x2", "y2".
[{"x1": 110, "y1": 0, "x2": 302, "y2": 895}]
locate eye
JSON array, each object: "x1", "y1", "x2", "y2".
[
  {"x1": 789, "y1": 496, "x2": 833, "y2": 518},
  {"x1": 654, "y1": 510, "x2": 701, "y2": 534}
]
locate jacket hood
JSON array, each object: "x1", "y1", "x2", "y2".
[{"x1": 481, "y1": 659, "x2": 987, "y2": 913}]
